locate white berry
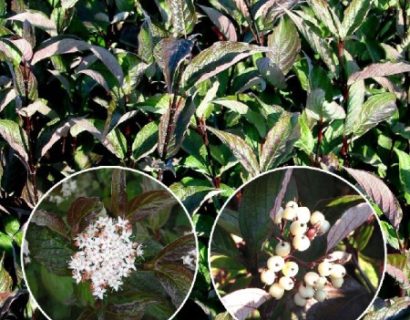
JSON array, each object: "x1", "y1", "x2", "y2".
[
  {"x1": 330, "y1": 264, "x2": 346, "y2": 278},
  {"x1": 267, "y1": 256, "x2": 285, "y2": 272},
  {"x1": 292, "y1": 235, "x2": 310, "y2": 251},
  {"x1": 314, "y1": 276, "x2": 327, "y2": 289},
  {"x1": 260, "y1": 269, "x2": 276, "y2": 285},
  {"x1": 285, "y1": 201, "x2": 298, "y2": 209},
  {"x1": 294, "y1": 293, "x2": 307, "y2": 307},
  {"x1": 298, "y1": 284, "x2": 315, "y2": 298},
  {"x1": 318, "y1": 261, "x2": 333, "y2": 277},
  {"x1": 279, "y1": 276, "x2": 294, "y2": 291},
  {"x1": 331, "y1": 277, "x2": 344, "y2": 288},
  {"x1": 310, "y1": 211, "x2": 325, "y2": 225},
  {"x1": 269, "y1": 283, "x2": 285, "y2": 299},
  {"x1": 304, "y1": 271, "x2": 320, "y2": 287},
  {"x1": 290, "y1": 221, "x2": 308, "y2": 236},
  {"x1": 274, "y1": 207, "x2": 284, "y2": 224},
  {"x1": 314, "y1": 289, "x2": 327, "y2": 302},
  {"x1": 275, "y1": 241, "x2": 291, "y2": 257},
  {"x1": 296, "y1": 206, "x2": 311, "y2": 223},
  {"x1": 282, "y1": 261, "x2": 299, "y2": 277},
  {"x1": 319, "y1": 220, "x2": 331, "y2": 234},
  {"x1": 282, "y1": 207, "x2": 297, "y2": 220}
]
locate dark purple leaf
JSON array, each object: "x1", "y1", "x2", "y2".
[
  {"x1": 67, "y1": 197, "x2": 103, "y2": 235},
  {"x1": 199, "y1": 5, "x2": 237, "y2": 41},
  {"x1": 270, "y1": 168, "x2": 293, "y2": 221},
  {"x1": 326, "y1": 203, "x2": 372, "y2": 251},
  {"x1": 348, "y1": 62, "x2": 410, "y2": 85},
  {"x1": 111, "y1": 169, "x2": 128, "y2": 217},
  {"x1": 345, "y1": 167, "x2": 403, "y2": 228},
  {"x1": 31, "y1": 210, "x2": 69, "y2": 239},
  {"x1": 7, "y1": 10, "x2": 57, "y2": 36},
  {"x1": 221, "y1": 288, "x2": 270, "y2": 320}
]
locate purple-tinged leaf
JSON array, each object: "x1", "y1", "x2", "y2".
[
  {"x1": 307, "y1": 0, "x2": 340, "y2": 36},
  {"x1": 385, "y1": 264, "x2": 410, "y2": 289},
  {"x1": 221, "y1": 288, "x2": 270, "y2": 320},
  {"x1": 7, "y1": 10, "x2": 58, "y2": 36},
  {"x1": 67, "y1": 197, "x2": 103, "y2": 235},
  {"x1": 207, "y1": 126, "x2": 260, "y2": 177},
  {"x1": 31, "y1": 210, "x2": 69, "y2": 239},
  {"x1": 126, "y1": 190, "x2": 177, "y2": 223},
  {"x1": 154, "y1": 38, "x2": 193, "y2": 93},
  {"x1": 132, "y1": 122, "x2": 158, "y2": 161},
  {"x1": 256, "y1": 58, "x2": 286, "y2": 89},
  {"x1": 345, "y1": 167, "x2": 403, "y2": 228},
  {"x1": 182, "y1": 41, "x2": 268, "y2": 88},
  {"x1": 199, "y1": 5, "x2": 237, "y2": 41},
  {"x1": 259, "y1": 111, "x2": 299, "y2": 171},
  {"x1": 154, "y1": 234, "x2": 196, "y2": 264},
  {"x1": 327, "y1": 203, "x2": 373, "y2": 252},
  {"x1": 348, "y1": 62, "x2": 410, "y2": 85},
  {"x1": 31, "y1": 38, "x2": 123, "y2": 84},
  {"x1": 270, "y1": 168, "x2": 293, "y2": 222},
  {"x1": 9, "y1": 38, "x2": 33, "y2": 61},
  {"x1": 0, "y1": 89, "x2": 17, "y2": 112},
  {"x1": 267, "y1": 17, "x2": 301, "y2": 75},
  {"x1": 340, "y1": 0, "x2": 372, "y2": 39},
  {"x1": 111, "y1": 169, "x2": 128, "y2": 217},
  {"x1": 233, "y1": 0, "x2": 251, "y2": 20},
  {"x1": 78, "y1": 69, "x2": 110, "y2": 93},
  {"x1": 254, "y1": 0, "x2": 298, "y2": 20},
  {"x1": 169, "y1": 0, "x2": 197, "y2": 37},
  {"x1": 0, "y1": 119, "x2": 29, "y2": 163}
]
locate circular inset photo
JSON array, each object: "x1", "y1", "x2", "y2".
[
  {"x1": 22, "y1": 167, "x2": 197, "y2": 320},
  {"x1": 210, "y1": 167, "x2": 385, "y2": 320}
]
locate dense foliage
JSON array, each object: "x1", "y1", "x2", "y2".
[{"x1": 0, "y1": 0, "x2": 409, "y2": 319}]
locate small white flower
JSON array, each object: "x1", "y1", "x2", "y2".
[
  {"x1": 181, "y1": 248, "x2": 196, "y2": 271},
  {"x1": 68, "y1": 216, "x2": 143, "y2": 300}
]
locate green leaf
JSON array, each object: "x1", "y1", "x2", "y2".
[
  {"x1": 111, "y1": 169, "x2": 128, "y2": 217},
  {"x1": 0, "y1": 119, "x2": 29, "y2": 163},
  {"x1": 348, "y1": 62, "x2": 410, "y2": 85},
  {"x1": 266, "y1": 17, "x2": 301, "y2": 75},
  {"x1": 3, "y1": 216, "x2": 20, "y2": 237},
  {"x1": 207, "y1": 126, "x2": 260, "y2": 177},
  {"x1": 169, "y1": 0, "x2": 197, "y2": 37},
  {"x1": 26, "y1": 224, "x2": 73, "y2": 275},
  {"x1": 286, "y1": 10, "x2": 338, "y2": 74},
  {"x1": 238, "y1": 172, "x2": 284, "y2": 258},
  {"x1": 67, "y1": 197, "x2": 103, "y2": 235},
  {"x1": 132, "y1": 122, "x2": 158, "y2": 161},
  {"x1": 345, "y1": 93, "x2": 397, "y2": 138},
  {"x1": 306, "y1": 88, "x2": 346, "y2": 121},
  {"x1": 256, "y1": 58, "x2": 286, "y2": 89},
  {"x1": 0, "y1": 254, "x2": 12, "y2": 293},
  {"x1": 259, "y1": 112, "x2": 299, "y2": 171},
  {"x1": 394, "y1": 148, "x2": 410, "y2": 205},
  {"x1": 340, "y1": 0, "x2": 372, "y2": 39},
  {"x1": 105, "y1": 128, "x2": 127, "y2": 159},
  {"x1": 182, "y1": 41, "x2": 267, "y2": 88},
  {"x1": 307, "y1": 0, "x2": 340, "y2": 37},
  {"x1": 158, "y1": 96, "x2": 195, "y2": 159},
  {"x1": 154, "y1": 38, "x2": 193, "y2": 92},
  {"x1": 0, "y1": 232, "x2": 13, "y2": 251},
  {"x1": 41, "y1": 265, "x2": 74, "y2": 304},
  {"x1": 31, "y1": 38, "x2": 124, "y2": 84},
  {"x1": 126, "y1": 190, "x2": 177, "y2": 223},
  {"x1": 295, "y1": 111, "x2": 315, "y2": 154},
  {"x1": 7, "y1": 10, "x2": 58, "y2": 36}
]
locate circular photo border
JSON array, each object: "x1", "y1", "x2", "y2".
[
  {"x1": 21, "y1": 165, "x2": 199, "y2": 320},
  {"x1": 208, "y1": 166, "x2": 387, "y2": 320}
]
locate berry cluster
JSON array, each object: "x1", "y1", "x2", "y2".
[
  {"x1": 260, "y1": 201, "x2": 346, "y2": 307},
  {"x1": 68, "y1": 216, "x2": 143, "y2": 299}
]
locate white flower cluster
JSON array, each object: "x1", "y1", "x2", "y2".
[
  {"x1": 68, "y1": 216, "x2": 142, "y2": 300},
  {"x1": 260, "y1": 201, "x2": 346, "y2": 307}
]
